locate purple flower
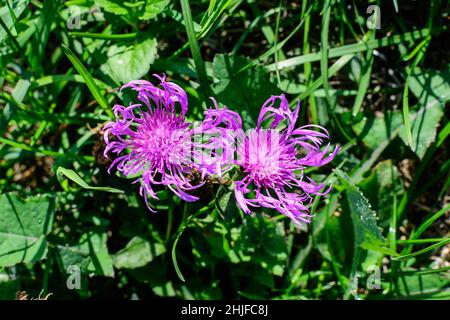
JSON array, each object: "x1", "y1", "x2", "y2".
[
  {"x1": 103, "y1": 74, "x2": 239, "y2": 210},
  {"x1": 233, "y1": 95, "x2": 339, "y2": 226}
]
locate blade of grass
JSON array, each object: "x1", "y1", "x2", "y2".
[
  {"x1": 68, "y1": 31, "x2": 138, "y2": 41},
  {"x1": 61, "y1": 44, "x2": 114, "y2": 119},
  {"x1": 410, "y1": 204, "x2": 450, "y2": 241},
  {"x1": 32, "y1": 74, "x2": 109, "y2": 90},
  {"x1": 396, "y1": 238, "x2": 447, "y2": 245},
  {"x1": 0, "y1": 14, "x2": 26, "y2": 62},
  {"x1": 402, "y1": 77, "x2": 414, "y2": 147},
  {"x1": 239, "y1": 5, "x2": 313, "y2": 74},
  {"x1": 171, "y1": 0, "x2": 234, "y2": 59},
  {"x1": 0, "y1": 136, "x2": 92, "y2": 161},
  {"x1": 351, "y1": 32, "x2": 375, "y2": 116},
  {"x1": 320, "y1": 0, "x2": 332, "y2": 109},
  {"x1": 30, "y1": 0, "x2": 60, "y2": 74},
  {"x1": 265, "y1": 28, "x2": 432, "y2": 71},
  {"x1": 0, "y1": 79, "x2": 31, "y2": 135},
  {"x1": 231, "y1": 7, "x2": 281, "y2": 54},
  {"x1": 391, "y1": 238, "x2": 450, "y2": 261},
  {"x1": 180, "y1": 0, "x2": 212, "y2": 100},
  {"x1": 273, "y1": 0, "x2": 283, "y2": 87},
  {"x1": 56, "y1": 167, "x2": 124, "y2": 193},
  {"x1": 402, "y1": 36, "x2": 431, "y2": 148},
  {"x1": 301, "y1": 0, "x2": 317, "y2": 124},
  {"x1": 297, "y1": 54, "x2": 355, "y2": 102},
  {"x1": 171, "y1": 230, "x2": 186, "y2": 282}
]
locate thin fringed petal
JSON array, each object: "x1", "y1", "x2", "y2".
[
  {"x1": 257, "y1": 94, "x2": 299, "y2": 134},
  {"x1": 193, "y1": 98, "x2": 243, "y2": 176},
  {"x1": 121, "y1": 74, "x2": 188, "y2": 115},
  {"x1": 234, "y1": 95, "x2": 339, "y2": 226}
]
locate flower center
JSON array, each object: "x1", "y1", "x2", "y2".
[
  {"x1": 132, "y1": 109, "x2": 190, "y2": 165},
  {"x1": 239, "y1": 129, "x2": 295, "y2": 186}
]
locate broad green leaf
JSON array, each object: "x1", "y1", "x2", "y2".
[
  {"x1": 55, "y1": 232, "x2": 114, "y2": 277},
  {"x1": 56, "y1": 167, "x2": 124, "y2": 193},
  {"x1": 216, "y1": 190, "x2": 237, "y2": 222},
  {"x1": 346, "y1": 185, "x2": 387, "y2": 252},
  {"x1": 124, "y1": 258, "x2": 177, "y2": 297},
  {"x1": 353, "y1": 112, "x2": 403, "y2": 150},
  {"x1": 140, "y1": 0, "x2": 169, "y2": 20},
  {"x1": 408, "y1": 67, "x2": 450, "y2": 108},
  {"x1": 400, "y1": 67, "x2": 450, "y2": 158},
  {"x1": 101, "y1": 38, "x2": 157, "y2": 84},
  {"x1": 55, "y1": 243, "x2": 91, "y2": 274},
  {"x1": 230, "y1": 216, "x2": 288, "y2": 277},
  {"x1": 153, "y1": 281, "x2": 177, "y2": 297},
  {"x1": 395, "y1": 273, "x2": 450, "y2": 299},
  {"x1": 360, "y1": 160, "x2": 403, "y2": 228},
  {"x1": 399, "y1": 104, "x2": 443, "y2": 158},
  {"x1": 212, "y1": 54, "x2": 280, "y2": 128},
  {"x1": 97, "y1": 0, "x2": 168, "y2": 20},
  {"x1": 96, "y1": 0, "x2": 128, "y2": 15},
  {"x1": 84, "y1": 232, "x2": 114, "y2": 277},
  {"x1": 353, "y1": 101, "x2": 444, "y2": 159},
  {"x1": 0, "y1": 193, "x2": 55, "y2": 267},
  {"x1": 113, "y1": 236, "x2": 166, "y2": 269}
]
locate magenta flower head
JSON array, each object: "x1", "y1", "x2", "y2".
[
  {"x1": 234, "y1": 95, "x2": 340, "y2": 226},
  {"x1": 103, "y1": 74, "x2": 238, "y2": 210}
]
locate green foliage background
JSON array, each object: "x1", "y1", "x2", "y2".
[{"x1": 0, "y1": 0, "x2": 449, "y2": 299}]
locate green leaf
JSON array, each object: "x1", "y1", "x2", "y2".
[
  {"x1": 401, "y1": 67, "x2": 450, "y2": 158},
  {"x1": 180, "y1": 0, "x2": 212, "y2": 100},
  {"x1": 216, "y1": 190, "x2": 237, "y2": 222},
  {"x1": 360, "y1": 160, "x2": 403, "y2": 229},
  {"x1": 0, "y1": 0, "x2": 28, "y2": 43},
  {"x1": 231, "y1": 216, "x2": 288, "y2": 277},
  {"x1": 55, "y1": 232, "x2": 114, "y2": 277},
  {"x1": 61, "y1": 44, "x2": 114, "y2": 118},
  {"x1": 353, "y1": 89, "x2": 445, "y2": 159},
  {"x1": 351, "y1": 42, "x2": 374, "y2": 116},
  {"x1": 96, "y1": 0, "x2": 128, "y2": 15},
  {"x1": 0, "y1": 193, "x2": 55, "y2": 267},
  {"x1": 0, "y1": 78, "x2": 31, "y2": 135},
  {"x1": 84, "y1": 232, "x2": 114, "y2": 277},
  {"x1": 408, "y1": 67, "x2": 450, "y2": 108},
  {"x1": 171, "y1": 233, "x2": 185, "y2": 282},
  {"x1": 400, "y1": 106, "x2": 444, "y2": 159},
  {"x1": 97, "y1": 0, "x2": 168, "y2": 20},
  {"x1": 346, "y1": 184, "x2": 388, "y2": 253},
  {"x1": 265, "y1": 28, "x2": 431, "y2": 71},
  {"x1": 140, "y1": 0, "x2": 169, "y2": 20},
  {"x1": 56, "y1": 167, "x2": 124, "y2": 193},
  {"x1": 395, "y1": 273, "x2": 450, "y2": 299},
  {"x1": 392, "y1": 238, "x2": 450, "y2": 261},
  {"x1": 212, "y1": 54, "x2": 280, "y2": 128},
  {"x1": 101, "y1": 38, "x2": 157, "y2": 84},
  {"x1": 113, "y1": 236, "x2": 166, "y2": 269},
  {"x1": 29, "y1": 0, "x2": 60, "y2": 72},
  {"x1": 55, "y1": 244, "x2": 91, "y2": 274}
]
